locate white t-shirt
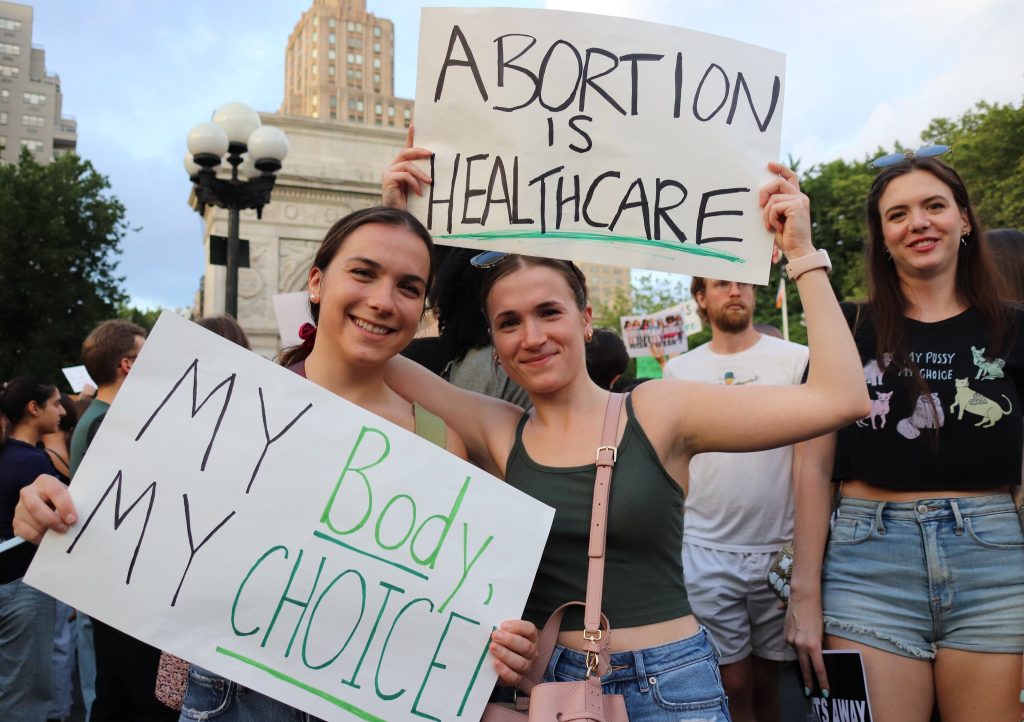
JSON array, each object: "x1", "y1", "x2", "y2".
[{"x1": 663, "y1": 334, "x2": 809, "y2": 552}]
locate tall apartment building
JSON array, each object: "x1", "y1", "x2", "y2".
[
  {"x1": 0, "y1": 1, "x2": 76, "y2": 164},
  {"x1": 281, "y1": 0, "x2": 413, "y2": 129}
]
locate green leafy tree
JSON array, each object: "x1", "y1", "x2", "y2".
[
  {"x1": 117, "y1": 304, "x2": 161, "y2": 332},
  {"x1": 0, "y1": 150, "x2": 128, "y2": 384}
]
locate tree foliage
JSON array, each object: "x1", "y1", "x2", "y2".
[{"x1": 0, "y1": 150, "x2": 128, "y2": 385}]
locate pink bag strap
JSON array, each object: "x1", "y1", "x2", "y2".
[{"x1": 517, "y1": 392, "x2": 624, "y2": 692}]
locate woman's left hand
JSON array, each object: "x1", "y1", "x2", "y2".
[
  {"x1": 758, "y1": 162, "x2": 814, "y2": 262},
  {"x1": 490, "y1": 619, "x2": 539, "y2": 686}
]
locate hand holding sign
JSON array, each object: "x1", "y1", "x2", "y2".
[
  {"x1": 382, "y1": 126, "x2": 432, "y2": 211},
  {"x1": 759, "y1": 162, "x2": 814, "y2": 262}
]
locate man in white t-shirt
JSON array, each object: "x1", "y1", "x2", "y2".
[{"x1": 663, "y1": 277, "x2": 807, "y2": 722}]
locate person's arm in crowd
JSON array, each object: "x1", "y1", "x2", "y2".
[{"x1": 785, "y1": 431, "x2": 836, "y2": 696}]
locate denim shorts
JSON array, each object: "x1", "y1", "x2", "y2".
[
  {"x1": 178, "y1": 665, "x2": 324, "y2": 722},
  {"x1": 527, "y1": 627, "x2": 731, "y2": 722},
  {"x1": 822, "y1": 494, "x2": 1024, "y2": 659}
]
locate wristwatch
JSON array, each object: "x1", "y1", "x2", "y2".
[{"x1": 785, "y1": 249, "x2": 831, "y2": 281}]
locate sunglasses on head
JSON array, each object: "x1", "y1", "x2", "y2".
[
  {"x1": 469, "y1": 251, "x2": 588, "y2": 290},
  {"x1": 869, "y1": 144, "x2": 952, "y2": 169}
]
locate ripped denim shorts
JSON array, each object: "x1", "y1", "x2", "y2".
[{"x1": 822, "y1": 494, "x2": 1024, "y2": 659}]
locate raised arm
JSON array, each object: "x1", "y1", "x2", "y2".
[
  {"x1": 634, "y1": 162, "x2": 869, "y2": 455},
  {"x1": 786, "y1": 432, "x2": 836, "y2": 697},
  {"x1": 384, "y1": 355, "x2": 522, "y2": 477}
]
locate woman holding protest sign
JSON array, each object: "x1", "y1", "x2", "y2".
[
  {"x1": 382, "y1": 138, "x2": 869, "y2": 720},
  {"x1": 786, "y1": 151, "x2": 1024, "y2": 722},
  {"x1": 12, "y1": 207, "x2": 541, "y2": 721}
]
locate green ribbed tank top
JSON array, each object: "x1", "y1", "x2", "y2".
[{"x1": 506, "y1": 395, "x2": 691, "y2": 630}]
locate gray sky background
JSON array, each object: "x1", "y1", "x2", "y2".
[{"x1": 24, "y1": 0, "x2": 1024, "y2": 309}]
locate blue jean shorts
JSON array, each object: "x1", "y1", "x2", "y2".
[
  {"x1": 822, "y1": 494, "x2": 1024, "y2": 659},
  {"x1": 540, "y1": 627, "x2": 731, "y2": 722},
  {"x1": 178, "y1": 665, "x2": 324, "y2": 722}
]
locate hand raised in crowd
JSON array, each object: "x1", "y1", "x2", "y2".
[
  {"x1": 758, "y1": 162, "x2": 814, "y2": 262},
  {"x1": 649, "y1": 340, "x2": 666, "y2": 369},
  {"x1": 489, "y1": 618, "x2": 540, "y2": 686},
  {"x1": 381, "y1": 125, "x2": 432, "y2": 210},
  {"x1": 13, "y1": 473, "x2": 78, "y2": 544}
]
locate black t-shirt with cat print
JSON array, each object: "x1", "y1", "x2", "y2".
[{"x1": 833, "y1": 303, "x2": 1024, "y2": 491}]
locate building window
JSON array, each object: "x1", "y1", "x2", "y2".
[
  {"x1": 23, "y1": 92, "x2": 45, "y2": 104},
  {"x1": 0, "y1": 18, "x2": 21, "y2": 31},
  {"x1": 356, "y1": 22, "x2": 363, "y2": 32},
  {"x1": 373, "y1": 57, "x2": 380, "y2": 69},
  {"x1": 329, "y1": 111, "x2": 336, "y2": 120},
  {"x1": 373, "y1": 72, "x2": 380, "y2": 85},
  {"x1": 312, "y1": 31, "x2": 317, "y2": 42},
  {"x1": 327, "y1": 49, "x2": 336, "y2": 60},
  {"x1": 374, "y1": 25, "x2": 381, "y2": 37},
  {"x1": 346, "y1": 52, "x2": 354, "y2": 63},
  {"x1": 311, "y1": 47, "x2": 317, "y2": 58},
  {"x1": 329, "y1": 95, "x2": 337, "y2": 108},
  {"x1": 347, "y1": 21, "x2": 355, "y2": 32},
  {"x1": 373, "y1": 42, "x2": 380, "y2": 54},
  {"x1": 374, "y1": 103, "x2": 382, "y2": 115},
  {"x1": 20, "y1": 138, "x2": 43, "y2": 151},
  {"x1": 0, "y1": 43, "x2": 19, "y2": 56},
  {"x1": 328, "y1": 32, "x2": 336, "y2": 44},
  {"x1": 355, "y1": 54, "x2": 362, "y2": 65},
  {"x1": 312, "y1": 15, "x2": 318, "y2": 26},
  {"x1": 388, "y1": 105, "x2": 395, "y2": 117},
  {"x1": 312, "y1": 95, "x2": 318, "y2": 106},
  {"x1": 328, "y1": 17, "x2": 336, "y2": 28},
  {"x1": 0, "y1": 64, "x2": 18, "y2": 78},
  {"x1": 0, "y1": 111, "x2": 6, "y2": 124},
  {"x1": 403, "y1": 108, "x2": 411, "y2": 119},
  {"x1": 356, "y1": 100, "x2": 364, "y2": 112},
  {"x1": 328, "y1": 64, "x2": 335, "y2": 76},
  {"x1": 22, "y1": 114, "x2": 44, "y2": 127},
  {"x1": 0, "y1": 89, "x2": 8, "y2": 102},
  {"x1": 348, "y1": 99, "x2": 357, "y2": 109},
  {"x1": 0, "y1": 135, "x2": 5, "y2": 148}
]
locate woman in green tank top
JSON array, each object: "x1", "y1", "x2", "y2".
[{"x1": 383, "y1": 146, "x2": 871, "y2": 718}]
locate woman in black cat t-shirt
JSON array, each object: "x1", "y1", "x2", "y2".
[{"x1": 788, "y1": 152, "x2": 1024, "y2": 722}]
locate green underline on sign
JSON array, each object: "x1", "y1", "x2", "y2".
[
  {"x1": 312, "y1": 530, "x2": 429, "y2": 580},
  {"x1": 215, "y1": 646, "x2": 385, "y2": 722},
  {"x1": 435, "y1": 230, "x2": 748, "y2": 264}
]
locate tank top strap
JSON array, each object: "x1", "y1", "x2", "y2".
[{"x1": 413, "y1": 403, "x2": 447, "y2": 449}]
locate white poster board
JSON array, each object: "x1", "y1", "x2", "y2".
[
  {"x1": 62, "y1": 365, "x2": 95, "y2": 394},
  {"x1": 28, "y1": 312, "x2": 554, "y2": 722},
  {"x1": 272, "y1": 291, "x2": 312, "y2": 348},
  {"x1": 619, "y1": 301, "x2": 701, "y2": 359},
  {"x1": 410, "y1": 7, "x2": 786, "y2": 283}
]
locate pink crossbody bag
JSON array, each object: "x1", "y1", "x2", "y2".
[{"x1": 481, "y1": 392, "x2": 629, "y2": 722}]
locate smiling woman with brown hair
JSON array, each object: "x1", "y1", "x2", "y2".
[{"x1": 787, "y1": 152, "x2": 1024, "y2": 722}]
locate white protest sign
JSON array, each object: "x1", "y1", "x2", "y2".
[
  {"x1": 272, "y1": 291, "x2": 312, "y2": 348},
  {"x1": 28, "y1": 312, "x2": 554, "y2": 722},
  {"x1": 62, "y1": 365, "x2": 95, "y2": 394},
  {"x1": 620, "y1": 303, "x2": 693, "y2": 359},
  {"x1": 410, "y1": 7, "x2": 786, "y2": 283}
]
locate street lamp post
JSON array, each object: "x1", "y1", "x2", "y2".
[{"x1": 185, "y1": 102, "x2": 288, "y2": 319}]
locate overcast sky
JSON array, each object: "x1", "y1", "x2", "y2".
[{"x1": 23, "y1": 0, "x2": 1024, "y2": 310}]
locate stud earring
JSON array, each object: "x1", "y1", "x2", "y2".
[
  {"x1": 584, "y1": 331, "x2": 593, "y2": 343},
  {"x1": 310, "y1": 295, "x2": 319, "y2": 303},
  {"x1": 492, "y1": 349, "x2": 501, "y2": 366},
  {"x1": 960, "y1": 235, "x2": 968, "y2": 247}
]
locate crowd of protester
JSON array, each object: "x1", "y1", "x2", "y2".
[{"x1": 1, "y1": 145, "x2": 1022, "y2": 722}]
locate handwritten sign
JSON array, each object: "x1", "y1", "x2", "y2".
[
  {"x1": 409, "y1": 7, "x2": 786, "y2": 283},
  {"x1": 809, "y1": 651, "x2": 874, "y2": 722},
  {"x1": 27, "y1": 312, "x2": 554, "y2": 722},
  {"x1": 619, "y1": 301, "x2": 701, "y2": 358}
]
